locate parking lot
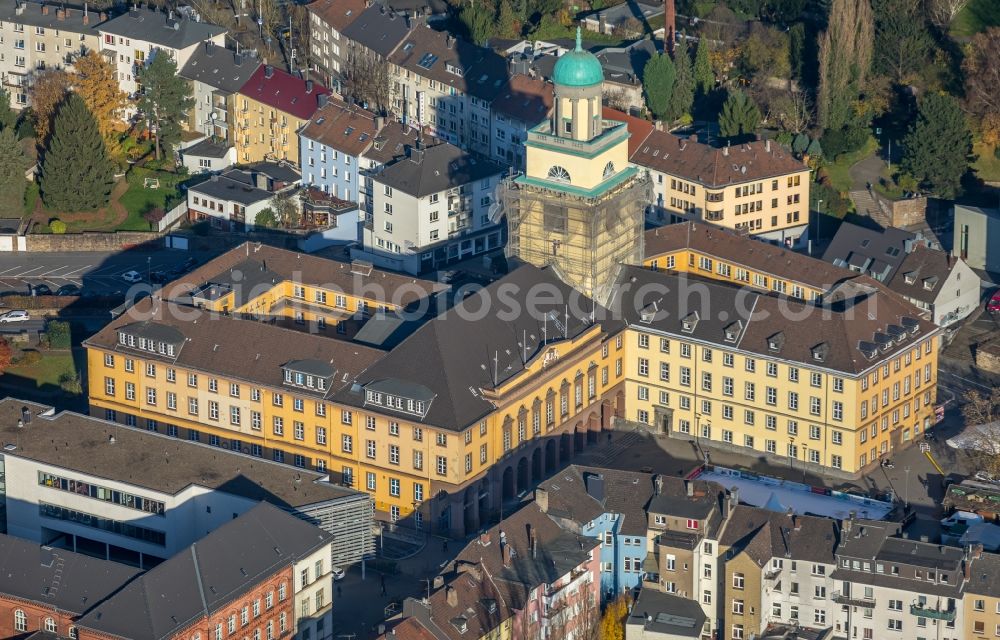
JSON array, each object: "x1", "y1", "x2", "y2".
[{"x1": 0, "y1": 250, "x2": 212, "y2": 296}]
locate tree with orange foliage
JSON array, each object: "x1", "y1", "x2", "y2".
[
  {"x1": 28, "y1": 69, "x2": 71, "y2": 146},
  {"x1": 73, "y1": 50, "x2": 127, "y2": 158},
  {"x1": 0, "y1": 338, "x2": 12, "y2": 373}
]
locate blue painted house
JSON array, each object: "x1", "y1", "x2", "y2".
[
  {"x1": 298, "y1": 99, "x2": 380, "y2": 205},
  {"x1": 536, "y1": 465, "x2": 655, "y2": 599}
]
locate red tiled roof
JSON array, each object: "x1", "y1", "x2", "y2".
[
  {"x1": 490, "y1": 75, "x2": 554, "y2": 125},
  {"x1": 603, "y1": 106, "x2": 654, "y2": 156},
  {"x1": 306, "y1": 0, "x2": 367, "y2": 32},
  {"x1": 239, "y1": 66, "x2": 330, "y2": 121},
  {"x1": 631, "y1": 129, "x2": 808, "y2": 187}
]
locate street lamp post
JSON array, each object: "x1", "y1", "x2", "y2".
[{"x1": 904, "y1": 466, "x2": 910, "y2": 508}]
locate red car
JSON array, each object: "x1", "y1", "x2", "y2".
[{"x1": 988, "y1": 290, "x2": 1000, "y2": 312}]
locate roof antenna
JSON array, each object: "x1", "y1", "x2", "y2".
[
  {"x1": 523, "y1": 329, "x2": 527, "y2": 363},
  {"x1": 564, "y1": 305, "x2": 568, "y2": 338},
  {"x1": 493, "y1": 351, "x2": 499, "y2": 386}
]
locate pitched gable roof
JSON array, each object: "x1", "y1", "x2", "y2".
[{"x1": 239, "y1": 65, "x2": 330, "y2": 121}]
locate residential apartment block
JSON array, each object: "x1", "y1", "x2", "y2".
[
  {"x1": 97, "y1": 7, "x2": 225, "y2": 98},
  {"x1": 306, "y1": 0, "x2": 366, "y2": 93},
  {"x1": 488, "y1": 74, "x2": 554, "y2": 171},
  {"x1": 633, "y1": 133, "x2": 810, "y2": 245},
  {"x1": 179, "y1": 40, "x2": 260, "y2": 149},
  {"x1": 0, "y1": 1, "x2": 106, "y2": 109},
  {"x1": 236, "y1": 65, "x2": 330, "y2": 165},
  {"x1": 299, "y1": 98, "x2": 380, "y2": 202},
  {"x1": 358, "y1": 140, "x2": 505, "y2": 274},
  {"x1": 385, "y1": 502, "x2": 602, "y2": 640},
  {"x1": 0, "y1": 398, "x2": 373, "y2": 568},
  {"x1": 186, "y1": 161, "x2": 301, "y2": 230}
]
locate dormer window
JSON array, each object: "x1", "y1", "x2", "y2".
[
  {"x1": 283, "y1": 360, "x2": 335, "y2": 393},
  {"x1": 811, "y1": 343, "x2": 829, "y2": 362},
  {"x1": 639, "y1": 302, "x2": 658, "y2": 324},
  {"x1": 922, "y1": 276, "x2": 938, "y2": 291},
  {"x1": 365, "y1": 379, "x2": 435, "y2": 418},
  {"x1": 724, "y1": 320, "x2": 742, "y2": 343},
  {"x1": 681, "y1": 312, "x2": 699, "y2": 334},
  {"x1": 903, "y1": 272, "x2": 916, "y2": 285},
  {"x1": 767, "y1": 331, "x2": 785, "y2": 352}
]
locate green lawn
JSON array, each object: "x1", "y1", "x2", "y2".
[
  {"x1": 824, "y1": 137, "x2": 879, "y2": 194},
  {"x1": 951, "y1": 0, "x2": 1000, "y2": 38},
  {"x1": 4, "y1": 350, "x2": 81, "y2": 391},
  {"x1": 972, "y1": 141, "x2": 1000, "y2": 183},
  {"x1": 117, "y1": 183, "x2": 181, "y2": 231}
]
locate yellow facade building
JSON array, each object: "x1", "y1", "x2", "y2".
[
  {"x1": 616, "y1": 264, "x2": 939, "y2": 475},
  {"x1": 235, "y1": 64, "x2": 329, "y2": 165},
  {"x1": 966, "y1": 552, "x2": 1000, "y2": 640},
  {"x1": 85, "y1": 244, "x2": 626, "y2": 536},
  {"x1": 632, "y1": 133, "x2": 810, "y2": 246}
]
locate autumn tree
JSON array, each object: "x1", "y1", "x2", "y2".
[
  {"x1": 258, "y1": 0, "x2": 284, "y2": 40},
  {"x1": 28, "y1": 69, "x2": 71, "y2": 146},
  {"x1": 0, "y1": 338, "x2": 11, "y2": 374},
  {"x1": 136, "y1": 53, "x2": 194, "y2": 160},
  {"x1": 901, "y1": 92, "x2": 971, "y2": 198},
  {"x1": 497, "y1": 0, "x2": 521, "y2": 38},
  {"x1": 738, "y1": 23, "x2": 791, "y2": 82},
  {"x1": 0, "y1": 128, "x2": 28, "y2": 217},
  {"x1": 817, "y1": 0, "x2": 873, "y2": 131},
  {"x1": 599, "y1": 594, "x2": 630, "y2": 640},
  {"x1": 963, "y1": 28, "x2": 1000, "y2": 141},
  {"x1": 643, "y1": 53, "x2": 676, "y2": 121},
  {"x1": 960, "y1": 388, "x2": 1000, "y2": 476},
  {"x1": 770, "y1": 90, "x2": 812, "y2": 133},
  {"x1": 74, "y1": 50, "x2": 128, "y2": 157},
  {"x1": 344, "y1": 51, "x2": 392, "y2": 115},
  {"x1": 40, "y1": 93, "x2": 114, "y2": 211},
  {"x1": 927, "y1": 0, "x2": 970, "y2": 27}
]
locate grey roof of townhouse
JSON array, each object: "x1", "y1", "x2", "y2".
[
  {"x1": 363, "y1": 121, "x2": 425, "y2": 166},
  {"x1": 188, "y1": 170, "x2": 273, "y2": 205},
  {"x1": 374, "y1": 142, "x2": 504, "y2": 198},
  {"x1": 876, "y1": 537, "x2": 965, "y2": 571},
  {"x1": 389, "y1": 25, "x2": 509, "y2": 101},
  {"x1": 585, "y1": 0, "x2": 664, "y2": 28},
  {"x1": 179, "y1": 41, "x2": 260, "y2": 93},
  {"x1": 181, "y1": 138, "x2": 232, "y2": 159},
  {"x1": 830, "y1": 566, "x2": 964, "y2": 598},
  {"x1": 613, "y1": 265, "x2": 936, "y2": 375},
  {"x1": 821, "y1": 221, "x2": 929, "y2": 283},
  {"x1": 626, "y1": 588, "x2": 706, "y2": 639},
  {"x1": 246, "y1": 160, "x2": 302, "y2": 184},
  {"x1": 886, "y1": 245, "x2": 963, "y2": 305},
  {"x1": 77, "y1": 503, "x2": 331, "y2": 640},
  {"x1": 836, "y1": 518, "x2": 901, "y2": 560},
  {"x1": 99, "y1": 8, "x2": 226, "y2": 49},
  {"x1": 539, "y1": 466, "x2": 657, "y2": 535},
  {"x1": 967, "y1": 552, "x2": 1000, "y2": 597},
  {"x1": 0, "y1": 399, "x2": 361, "y2": 509},
  {"x1": 336, "y1": 264, "x2": 623, "y2": 431},
  {"x1": 719, "y1": 505, "x2": 838, "y2": 566},
  {"x1": 595, "y1": 38, "x2": 660, "y2": 87},
  {"x1": 0, "y1": 2, "x2": 107, "y2": 32},
  {"x1": 0, "y1": 533, "x2": 141, "y2": 616},
  {"x1": 342, "y1": 3, "x2": 410, "y2": 57}
]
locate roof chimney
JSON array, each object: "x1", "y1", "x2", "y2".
[
  {"x1": 654, "y1": 474, "x2": 664, "y2": 496},
  {"x1": 57, "y1": 7, "x2": 65, "y2": 20},
  {"x1": 306, "y1": 79, "x2": 314, "y2": 94},
  {"x1": 722, "y1": 146, "x2": 729, "y2": 157},
  {"x1": 535, "y1": 487, "x2": 549, "y2": 513},
  {"x1": 529, "y1": 525, "x2": 537, "y2": 558},
  {"x1": 686, "y1": 480, "x2": 694, "y2": 498},
  {"x1": 585, "y1": 473, "x2": 605, "y2": 502},
  {"x1": 446, "y1": 585, "x2": 458, "y2": 607},
  {"x1": 265, "y1": 65, "x2": 274, "y2": 79},
  {"x1": 729, "y1": 487, "x2": 740, "y2": 510},
  {"x1": 42, "y1": 4, "x2": 50, "y2": 14},
  {"x1": 690, "y1": 133, "x2": 698, "y2": 144},
  {"x1": 664, "y1": 0, "x2": 675, "y2": 54}
]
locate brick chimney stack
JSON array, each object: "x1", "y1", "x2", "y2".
[{"x1": 664, "y1": 0, "x2": 676, "y2": 55}]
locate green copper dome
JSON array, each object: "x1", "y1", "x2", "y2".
[{"x1": 552, "y1": 27, "x2": 604, "y2": 87}]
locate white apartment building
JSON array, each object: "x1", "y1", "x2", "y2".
[
  {"x1": 0, "y1": 2, "x2": 106, "y2": 109},
  {"x1": 97, "y1": 6, "x2": 225, "y2": 99},
  {"x1": 357, "y1": 141, "x2": 504, "y2": 274}
]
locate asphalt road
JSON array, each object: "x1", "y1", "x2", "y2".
[{"x1": 0, "y1": 249, "x2": 214, "y2": 296}]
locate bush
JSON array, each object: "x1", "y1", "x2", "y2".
[
  {"x1": 58, "y1": 372, "x2": 82, "y2": 395},
  {"x1": 15, "y1": 349, "x2": 42, "y2": 366},
  {"x1": 45, "y1": 320, "x2": 71, "y2": 349},
  {"x1": 821, "y1": 125, "x2": 869, "y2": 158},
  {"x1": 775, "y1": 131, "x2": 794, "y2": 146},
  {"x1": 48, "y1": 219, "x2": 66, "y2": 234},
  {"x1": 792, "y1": 132, "x2": 809, "y2": 154}
]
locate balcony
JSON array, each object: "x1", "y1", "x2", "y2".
[
  {"x1": 705, "y1": 209, "x2": 724, "y2": 222},
  {"x1": 910, "y1": 603, "x2": 955, "y2": 621},
  {"x1": 763, "y1": 566, "x2": 781, "y2": 581},
  {"x1": 832, "y1": 591, "x2": 875, "y2": 608},
  {"x1": 543, "y1": 567, "x2": 590, "y2": 607}
]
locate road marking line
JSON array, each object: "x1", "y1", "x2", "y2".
[
  {"x1": 14, "y1": 266, "x2": 43, "y2": 276},
  {"x1": 0, "y1": 267, "x2": 21, "y2": 275},
  {"x1": 61, "y1": 265, "x2": 92, "y2": 277}
]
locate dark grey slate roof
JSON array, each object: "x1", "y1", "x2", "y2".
[
  {"x1": 99, "y1": 8, "x2": 225, "y2": 49},
  {"x1": 968, "y1": 552, "x2": 1000, "y2": 597},
  {"x1": 626, "y1": 588, "x2": 706, "y2": 639},
  {"x1": 720, "y1": 505, "x2": 838, "y2": 566},
  {"x1": 836, "y1": 519, "x2": 900, "y2": 561},
  {"x1": 0, "y1": 534, "x2": 141, "y2": 616},
  {"x1": 342, "y1": 4, "x2": 410, "y2": 57},
  {"x1": 886, "y1": 245, "x2": 961, "y2": 305},
  {"x1": 539, "y1": 466, "x2": 657, "y2": 535},
  {"x1": 118, "y1": 320, "x2": 186, "y2": 345},
  {"x1": 181, "y1": 138, "x2": 232, "y2": 159},
  {"x1": 821, "y1": 222, "x2": 926, "y2": 284},
  {"x1": 336, "y1": 264, "x2": 621, "y2": 431},
  {"x1": 77, "y1": 503, "x2": 331, "y2": 640},
  {"x1": 0, "y1": 2, "x2": 107, "y2": 33},
  {"x1": 179, "y1": 41, "x2": 260, "y2": 93},
  {"x1": 595, "y1": 39, "x2": 660, "y2": 87},
  {"x1": 376, "y1": 142, "x2": 503, "y2": 198},
  {"x1": 246, "y1": 160, "x2": 302, "y2": 184},
  {"x1": 286, "y1": 359, "x2": 336, "y2": 378},
  {"x1": 188, "y1": 170, "x2": 273, "y2": 205},
  {"x1": 0, "y1": 399, "x2": 360, "y2": 508}
]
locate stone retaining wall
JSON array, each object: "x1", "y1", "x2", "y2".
[{"x1": 25, "y1": 231, "x2": 162, "y2": 252}]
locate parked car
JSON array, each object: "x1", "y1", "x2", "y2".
[
  {"x1": 0, "y1": 310, "x2": 30, "y2": 323},
  {"x1": 331, "y1": 567, "x2": 346, "y2": 581},
  {"x1": 32, "y1": 284, "x2": 52, "y2": 296},
  {"x1": 149, "y1": 270, "x2": 169, "y2": 284},
  {"x1": 988, "y1": 290, "x2": 1000, "y2": 313},
  {"x1": 55, "y1": 284, "x2": 81, "y2": 296},
  {"x1": 121, "y1": 270, "x2": 143, "y2": 283}
]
